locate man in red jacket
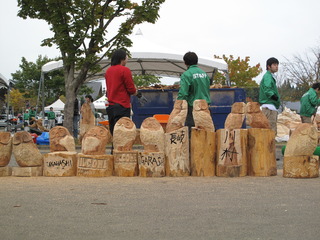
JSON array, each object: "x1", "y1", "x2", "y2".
[{"x1": 105, "y1": 49, "x2": 138, "y2": 135}]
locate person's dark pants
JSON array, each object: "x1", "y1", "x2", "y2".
[
  {"x1": 106, "y1": 104, "x2": 131, "y2": 135},
  {"x1": 73, "y1": 115, "x2": 80, "y2": 139},
  {"x1": 185, "y1": 105, "x2": 195, "y2": 138}
]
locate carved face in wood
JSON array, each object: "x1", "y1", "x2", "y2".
[
  {"x1": 141, "y1": 117, "x2": 162, "y2": 131},
  {"x1": 231, "y1": 102, "x2": 246, "y2": 114},
  {"x1": 173, "y1": 100, "x2": 187, "y2": 110},
  {"x1": 50, "y1": 126, "x2": 72, "y2": 151},
  {"x1": 116, "y1": 117, "x2": 134, "y2": 129},
  {"x1": 12, "y1": 131, "x2": 33, "y2": 145},
  {"x1": 246, "y1": 102, "x2": 261, "y2": 113},
  {"x1": 82, "y1": 126, "x2": 110, "y2": 155},
  {"x1": 0, "y1": 132, "x2": 11, "y2": 146},
  {"x1": 193, "y1": 99, "x2": 209, "y2": 111}
]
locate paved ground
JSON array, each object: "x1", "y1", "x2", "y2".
[{"x1": 1, "y1": 144, "x2": 320, "y2": 240}]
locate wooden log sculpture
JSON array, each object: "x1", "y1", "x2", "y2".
[
  {"x1": 81, "y1": 126, "x2": 111, "y2": 155},
  {"x1": 79, "y1": 102, "x2": 96, "y2": 142},
  {"x1": 283, "y1": 123, "x2": 319, "y2": 178},
  {"x1": 139, "y1": 117, "x2": 165, "y2": 177},
  {"x1": 29, "y1": 117, "x2": 49, "y2": 132},
  {"x1": 246, "y1": 102, "x2": 271, "y2": 129},
  {"x1": 224, "y1": 102, "x2": 246, "y2": 130},
  {"x1": 165, "y1": 126, "x2": 190, "y2": 176},
  {"x1": 140, "y1": 117, "x2": 165, "y2": 152},
  {"x1": 247, "y1": 128, "x2": 277, "y2": 176},
  {"x1": 12, "y1": 131, "x2": 43, "y2": 167},
  {"x1": 113, "y1": 117, "x2": 138, "y2": 176},
  {"x1": 50, "y1": 126, "x2": 76, "y2": 152},
  {"x1": 113, "y1": 117, "x2": 136, "y2": 151},
  {"x1": 190, "y1": 128, "x2": 215, "y2": 176},
  {"x1": 216, "y1": 129, "x2": 248, "y2": 177},
  {"x1": 192, "y1": 99, "x2": 215, "y2": 132},
  {"x1": 0, "y1": 132, "x2": 12, "y2": 167},
  {"x1": 166, "y1": 100, "x2": 188, "y2": 133}
]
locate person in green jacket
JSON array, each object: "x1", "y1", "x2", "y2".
[
  {"x1": 23, "y1": 109, "x2": 29, "y2": 126},
  {"x1": 29, "y1": 107, "x2": 36, "y2": 124},
  {"x1": 47, "y1": 107, "x2": 56, "y2": 129},
  {"x1": 177, "y1": 51, "x2": 211, "y2": 134},
  {"x1": 259, "y1": 57, "x2": 280, "y2": 134},
  {"x1": 300, "y1": 82, "x2": 320, "y2": 123}
]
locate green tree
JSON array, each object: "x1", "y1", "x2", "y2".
[
  {"x1": 213, "y1": 55, "x2": 261, "y2": 87},
  {"x1": 133, "y1": 74, "x2": 161, "y2": 87},
  {"x1": 11, "y1": 55, "x2": 65, "y2": 107},
  {"x1": 18, "y1": 0, "x2": 166, "y2": 133}
]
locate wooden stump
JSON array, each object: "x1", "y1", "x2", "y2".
[
  {"x1": 43, "y1": 152, "x2": 78, "y2": 177},
  {"x1": 77, "y1": 153, "x2": 113, "y2": 177},
  {"x1": 283, "y1": 155, "x2": 319, "y2": 178},
  {"x1": 11, "y1": 166, "x2": 43, "y2": 177},
  {"x1": 216, "y1": 129, "x2": 248, "y2": 177},
  {"x1": 190, "y1": 128, "x2": 215, "y2": 176},
  {"x1": 0, "y1": 166, "x2": 12, "y2": 177},
  {"x1": 113, "y1": 151, "x2": 138, "y2": 177},
  {"x1": 138, "y1": 152, "x2": 165, "y2": 177},
  {"x1": 165, "y1": 126, "x2": 190, "y2": 177},
  {"x1": 247, "y1": 128, "x2": 277, "y2": 176}
]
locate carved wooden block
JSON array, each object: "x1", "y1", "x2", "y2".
[
  {"x1": 50, "y1": 126, "x2": 75, "y2": 152},
  {"x1": 190, "y1": 128, "x2": 215, "y2": 176},
  {"x1": 165, "y1": 126, "x2": 190, "y2": 176},
  {"x1": 138, "y1": 152, "x2": 165, "y2": 177},
  {"x1": 216, "y1": 129, "x2": 248, "y2": 177},
  {"x1": 113, "y1": 151, "x2": 138, "y2": 177},
  {"x1": 247, "y1": 128, "x2": 277, "y2": 176},
  {"x1": 192, "y1": 99, "x2": 215, "y2": 132},
  {"x1": 79, "y1": 102, "x2": 96, "y2": 141},
  {"x1": 81, "y1": 126, "x2": 111, "y2": 155},
  {"x1": 43, "y1": 152, "x2": 78, "y2": 177},
  {"x1": 166, "y1": 100, "x2": 188, "y2": 133},
  {"x1": 0, "y1": 166, "x2": 12, "y2": 177},
  {"x1": 113, "y1": 117, "x2": 136, "y2": 151},
  {"x1": 12, "y1": 131, "x2": 43, "y2": 167},
  {"x1": 224, "y1": 102, "x2": 246, "y2": 130},
  {"x1": 283, "y1": 155, "x2": 319, "y2": 178},
  {"x1": 11, "y1": 166, "x2": 43, "y2": 177},
  {"x1": 140, "y1": 117, "x2": 165, "y2": 152},
  {"x1": 77, "y1": 153, "x2": 114, "y2": 177},
  {"x1": 284, "y1": 123, "x2": 318, "y2": 157},
  {"x1": 0, "y1": 132, "x2": 12, "y2": 167},
  {"x1": 246, "y1": 102, "x2": 271, "y2": 129}
]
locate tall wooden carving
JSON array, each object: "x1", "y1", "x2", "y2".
[
  {"x1": 139, "y1": 117, "x2": 165, "y2": 177},
  {"x1": 0, "y1": 132, "x2": 12, "y2": 177},
  {"x1": 79, "y1": 102, "x2": 96, "y2": 142},
  {"x1": 190, "y1": 99, "x2": 215, "y2": 176},
  {"x1": 113, "y1": 117, "x2": 138, "y2": 176}
]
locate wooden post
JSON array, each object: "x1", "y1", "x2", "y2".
[
  {"x1": 283, "y1": 155, "x2": 319, "y2": 178},
  {"x1": 247, "y1": 128, "x2": 277, "y2": 176},
  {"x1": 216, "y1": 129, "x2": 248, "y2": 177},
  {"x1": 138, "y1": 152, "x2": 165, "y2": 177},
  {"x1": 77, "y1": 153, "x2": 114, "y2": 177},
  {"x1": 113, "y1": 151, "x2": 138, "y2": 177},
  {"x1": 165, "y1": 126, "x2": 190, "y2": 176},
  {"x1": 43, "y1": 152, "x2": 78, "y2": 177},
  {"x1": 190, "y1": 128, "x2": 215, "y2": 176}
]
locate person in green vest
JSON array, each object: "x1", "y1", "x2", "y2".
[
  {"x1": 177, "y1": 51, "x2": 211, "y2": 135},
  {"x1": 47, "y1": 107, "x2": 56, "y2": 129},
  {"x1": 300, "y1": 82, "x2": 320, "y2": 123},
  {"x1": 29, "y1": 107, "x2": 36, "y2": 124},
  {"x1": 23, "y1": 109, "x2": 29, "y2": 126}
]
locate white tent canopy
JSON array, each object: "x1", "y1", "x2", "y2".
[
  {"x1": 44, "y1": 99, "x2": 65, "y2": 111},
  {"x1": 0, "y1": 73, "x2": 9, "y2": 88},
  {"x1": 93, "y1": 95, "x2": 108, "y2": 110},
  {"x1": 41, "y1": 30, "x2": 228, "y2": 83}
]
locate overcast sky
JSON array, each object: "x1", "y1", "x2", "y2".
[{"x1": 1, "y1": 0, "x2": 320, "y2": 84}]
